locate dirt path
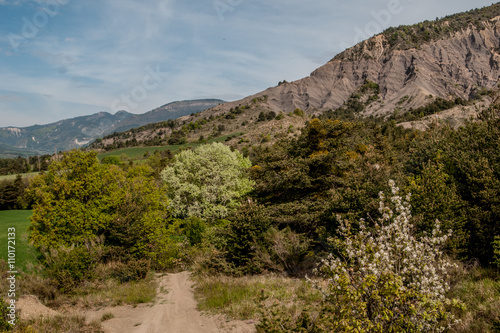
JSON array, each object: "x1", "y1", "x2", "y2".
[{"x1": 85, "y1": 271, "x2": 256, "y2": 333}]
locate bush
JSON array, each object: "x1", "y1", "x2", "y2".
[
  {"x1": 43, "y1": 243, "x2": 102, "y2": 292},
  {"x1": 225, "y1": 204, "x2": 271, "y2": 272},
  {"x1": 255, "y1": 227, "x2": 312, "y2": 277},
  {"x1": 493, "y1": 236, "x2": 500, "y2": 270},
  {"x1": 184, "y1": 216, "x2": 206, "y2": 246},
  {"x1": 111, "y1": 259, "x2": 151, "y2": 283},
  {"x1": 293, "y1": 108, "x2": 304, "y2": 116},
  {"x1": 305, "y1": 180, "x2": 463, "y2": 332}
]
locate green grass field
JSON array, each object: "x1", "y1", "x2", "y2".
[
  {"x1": 0, "y1": 172, "x2": 40, "y2": 182},
  {"x1": 0, "y1": 210, "x2": 37, "y2": 270},
  {"x1": 97, "y1": 133, "x2": 243, "y2": 160}
]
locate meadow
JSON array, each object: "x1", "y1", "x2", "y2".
[
  {"x1": 0, "y1": 172, "x2": 40, "y2": 182},
  {"x1": 97, "y1": 133, "x2": 242, "y2": 160},
  {"x1": 0, "y1": 210, "x2": 36, "y2": 270}
]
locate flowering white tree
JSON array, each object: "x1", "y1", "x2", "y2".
[
  {"x1": 310, "y1": 180, "x2": 462, "y2": 332},
  {"x1": 161, "y1": 142, "x2": 254, "y2": 221}
]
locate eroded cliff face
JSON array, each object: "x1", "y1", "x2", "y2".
[{"x1": 209, "y1": 18, "x2": 500, "y2": 119}]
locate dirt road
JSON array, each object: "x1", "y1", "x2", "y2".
[{"x1": 85, "y1": 271, "x2": 256, "y2": 333}]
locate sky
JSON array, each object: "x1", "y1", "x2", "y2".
[{"x1": 0, "y1": 0, "x2": 495, "y2": 127}]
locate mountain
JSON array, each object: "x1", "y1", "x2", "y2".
[
  {"x1": 111, "y1": 99, "x2": 226, "y2": 133},
  {"x1": 0, "y1": 99, "x2": 224, "y2": 156},
  {"x1": 92, "y1": 3, "x2": 500, "y2": 151},
  {"x1": 204, "y1": 4, "x2": 500, "y2": 119}
]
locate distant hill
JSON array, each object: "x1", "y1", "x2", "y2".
[
  {"x1": 0, "y1": 99, "x2": 224, "y2": 156},
  {"x1": 0, "y1": 142, "x2": 39, "y2": 159}
]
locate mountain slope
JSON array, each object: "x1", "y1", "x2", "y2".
[
  {"x1": 75, "y1": 4, "x2": 500, "y2": 152},
  {"x1": 199, "y1": 4, "x2": 500, "y2": 119},
  {"x1": 0, "y1": 99, "x2": 224, "y2": 156},
  {"x1": 111, "y1": 99, "x2": 225, "y2": 133}
]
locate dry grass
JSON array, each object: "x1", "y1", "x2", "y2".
[
  {"x1": 449, "y1": 267, "x2": 500, "y2": 333},
  {"x1": 69, "y1": 273, "x2": 158, "y2": 309},
  {"x1": 13, "y1": 315, "x2": 103, "y2": 333},
  {"x1": 193, "y1": 274, "x2": 322, "y2": 321},
  {"x1": 5, "y1": 265, "x2": 157, "y2": 312}
]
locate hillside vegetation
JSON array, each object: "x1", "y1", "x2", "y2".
[
  {"x1": 2, "y1": 3, "x2": 500, "y2": 332},
  {"x1": 336, "y1": 3, "x2": 500, "y2": 61},
  {"x1": 2, "y1": 99, "x2": 500, "y2": 331}
]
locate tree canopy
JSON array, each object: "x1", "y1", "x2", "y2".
[{"x1": 161, "y1": 142, "x2": 254, "y2": 221}]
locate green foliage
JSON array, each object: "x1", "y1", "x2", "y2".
[
  {"x1": 303, "y1": 181, "x2": 463, "y2": 332},
  {"x1": 184, "y1": 216, "x2": 206, "y2": 246},
  {"x1": 0, "y1": 154, "x2": 51, "y2": 176},
  {"x1": 100, "y1": 155, "x2": 122, "y2": 165},
  {"x1": 407, "y1": 161, "x2": 468, "y2": 258},
  {"x1": 43, "y1": 244, "x2": 102, "y2": 292},
  {"x1": 293, "y1": 108, "x2": 304, "y2": 116},
  {"x1": 258, "y1": 111, "x2": 277, "y2": 122},
  {"x1": 250, "y1": 118, "x2": 396, "y2": 238},
  {"x1": 0, "y1": 175, "x2": 28, "y2": 210},
  {"x1": 493, "y1": 236, "x2": 500, "y2": 270},
  {"x1": 168, "y1": 129, "x2": 187, "y2": 145},
  {"x1": 104, "y1": 164, "x2": 171, "y2": 268},
  {"x1": 440, "y1": 111, "x2": 500, "y2": 264},
  {"x1": 24, "y1": 151, "x2": 175, "y2": 291},
  {"x1": 26, "y1": 150, "x2": 121, "y2": 250},
  {"x1": 225, "y1": 203, "x2": 271, "y2": 272},
  {"x1": 161, "y1": 142, "x2": 254, "y2": 221},
  {"x1": 391, "y1": 97, "x2": 466, "y2": 122}
]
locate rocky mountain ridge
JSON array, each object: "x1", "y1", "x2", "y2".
[{"x1": 199, "y1": 4, "x2": 500, "y2": 121}]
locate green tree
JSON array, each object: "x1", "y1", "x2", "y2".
[
  {"x1": 407, "y1": 161, "x2": 468, "y2": 258},
  {"x1": 24, "y1": 152, "x2": 177, "y2": 290},
  {"x1": 441, "y1": 112, "x2": 500, "y2": 264},
  {"x1": 104, "y1": 164, "x2": 172, "y2": 268},
  {"x1": 26, "y1": 150, "x2": 121, "y2": 250},
  {"x1": 161, "y1": 142, "x2": 254, "y2": 221}
]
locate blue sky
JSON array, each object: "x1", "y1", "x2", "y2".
[{"x1": 0, "y1": 0, "x2": 494, "y2": 127}]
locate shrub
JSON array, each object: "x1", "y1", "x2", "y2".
[
  {"x1": 293, "y1": 108, "x2": 304, "y2": 116},
  {"x1": 111, "y1": 259, "x2": 151, "y2": 283},
  {"x1": 43, "y1": 243, "x2": 102, "y2": 292},
  {"x1": 26, "y1": 150, "x2": 120, "y2": 250},
  {"x1": 184, "y1": 216, "x2": 206, "y2": 246},
  {"x1": 225, "y1": 204, "x2": 271, "y2": 272},
  {"x1": 306, "y1": 180, "x2": 463, "y2": 332},
  {"x1": 493, "y1": 236, "x2": 500, "y2": 270},
  {"x1": 255, "y1": 227, "x2": 312, "y2": 277}
]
